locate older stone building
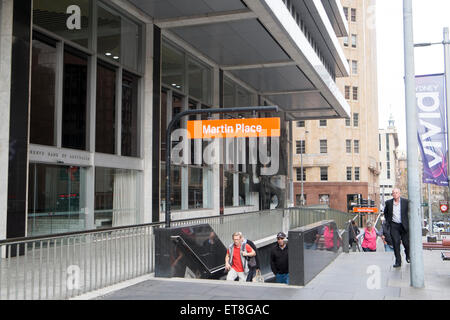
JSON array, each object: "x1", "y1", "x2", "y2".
[{"x1": 293, "y1": 0, "x2": 379, "y2": 213}]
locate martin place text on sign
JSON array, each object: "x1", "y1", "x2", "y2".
[{"x1": 187, "y1": 118, "x2": 280, "y2": 139}]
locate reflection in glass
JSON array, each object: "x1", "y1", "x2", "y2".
[
  {"x1": 224, "y1": 171, "x2": 234, "y2": 207},
  {"x1": 188, "y1": 58, "x2": 211, "y2": 104},
  {"x1": 97, "y1": 5, "x2": 120, "y2": 64},
  {"x1": 122, "y1": 72, "x2": 139, "y2": 157},
  {"x1": 28, "y1": 164, "x2": 86, "y2": 236},
  {"x1": 160, "y1": 165, "x2": 182, "y2": 212},
  {"x1": 62, "y1": 48, "x2": 88, "y2": 150},
  {"x1": 188, "y1": 167, "x2": 203, "y2": 209},
  {"x1": 33, "y1": 0, "x2": 90, "y2": 48},
  {"x1": 223, "y1": 78, "x2": 235, "y2": 108},
  {"x1": 97, "y1": 4, "x2": 140, "y2": 70},
  {"x1": 96, "y1": 62, "x2": 116, "y2": 154},
  {"x1": 239, "y1": 173, "x2": 250, "y2": 206},
  {"x1": 30, "y1": 37, "x2": 57, "y2": 146},
  {"x1": 162, "y1": 43, "x2": 184, "y2": 92},
  {"x1": 94, "y1": 167, "x2": 141, "y2": 228}
]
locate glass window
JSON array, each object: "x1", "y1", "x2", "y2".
[
  {"x1": 343, "y1": 7, "x2": 349, "y2": 20},
  {"x1": 353, "y1": 112, "x2": 359, "y2": 127},
  {"x1": 296, "y1": 140, "x2": 305, "y2": 154},
  {"x1": 296, "y1": 194, "x2": 306, "y2": 206},
  {"x1": 345, "y1": 86, "x2": 350, "y2": 100},
  {"x1": 320, "y1": 167, "x2": 328, "y2": 181},
  {"x1": 343, "y1": 36, "x2": 349, "y2": 47},
  {"x1": 188, "y1": 58, "x2": 212, "y2": 104},
  {"x1": 353, "y1": 86, "x2": 359, "y2": 100},
  {"x1": 352, "y1": 34, "x2": 357, "y2": 48},
  {"x1": 28, "y1": 164, "x2": 86, "y2": 236},
  {"x1": 346, "y1": 116, "x2": 351, "y2": 126},
  {"x1": 320, "y1": 140, "x2": 328, "y2": 154},
  {"x1": 297, "y1": 168, "x2": 306, "y2": 182},
  {"x1": 33, "y1": 0, "x2": 91, "y2": 48},
  {"x1": 354, "y1": 140, "x2": 360, "y2": 153},
  {"x1": 346, "y1": 140, "x2": 352, "y2": 153},
  {"x1": 188, "y1": 167, "x2": 203, "y2": 209},
  {"x1": 62, "y1": 47, "x2": 88, "y2": 150},
  {"x1": 224, "y1": 171, "x2": 234, "y2": 207},
  {"x1": 351, "y1": 8, "x2": 357, "y2": 22},
  {"x1": 160, "y1": 165, "x2": 182, "y2": 212},
  {"x1": 238, "y1": 173, "x2": 250, "y2": 206},
  {"x1": 347, "y1": 167, "x2": 352, "y2": 181},
  {"x1": 352, "y1": 60, "x2": 358, "y2": 75},
  {"x1": 122, "y1": 72, "x2": 139, "y2": 157},
  {"x1": 96, "y1": 62, "x2": 116, "y2": 154},
  {"x1": 162, "y1": 43, "x2": 185, "y2": 92},
  {"x1": 355, "y1": 167, "x2": 360, "y2": 181},
  {"x1": 319, "y1": 120, "x2": 327, "y2": 127},
  {"x1": 237, "y1": 87, "x2": 253, "y2": 107},
  {"x1": 95, "y1": 167, "x2": 141, "y2": 228},
  {"x1": 297, "y1": 120, "x2": 305, "y2": 128},
  {"x1": 223, "y1": 78, "x2": 235, "y2": 108},
  {"x1": 319, "y1": 194, "x2": 329, "y2": 205},
  {"x1": 30, "y1": 36, "x2": 57, "y2": 146},
  {"x1": 97, "y1": 4, "x2": 140, "y2": 70}
]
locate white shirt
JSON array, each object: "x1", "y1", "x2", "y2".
[{"x1": 392, "y1": 199, "x2": 401, "y2": 223}]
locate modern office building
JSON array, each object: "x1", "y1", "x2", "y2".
[
  {"x1": 293, "y1": 0, "x2": 379, "y2": 213},
  {"x1": 0, "y1": 0, "x2": 350, "y2": 240},
  {"x1": 378, "y1": 116, "x2": 399, "y2": 209}
]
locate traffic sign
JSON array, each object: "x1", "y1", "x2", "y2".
[{"x1": 440, "y1": 201, "x2": 448, "y2": 213}]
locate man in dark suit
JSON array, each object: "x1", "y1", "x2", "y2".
[{"x1": 383, "y1": 188, "x2": 410, "y2": 268}]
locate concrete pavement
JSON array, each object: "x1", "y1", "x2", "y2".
[{"x1": 76, "y1": 249, "x2": 450, "y2": 300}]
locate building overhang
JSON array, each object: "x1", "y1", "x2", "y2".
[
  {"x1": 321, "y1": 0, "x2": 349, "y2": 37},
  {"x1": 128, "y1": 0, "x2": 351, "y2": 121}
]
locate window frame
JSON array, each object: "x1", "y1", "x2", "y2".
[
  {"x1": 320, "y1": 139, "x2": 328, "y2": 154},
  {"x1": 320, "y1": 167, "x2": 328, "y2": 181}
]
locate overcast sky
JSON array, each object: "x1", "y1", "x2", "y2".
[{"x1": 376, "y1": 0, "x2": 450, "y2": 151}]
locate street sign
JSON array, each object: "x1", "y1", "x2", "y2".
[
  {"x1": 187, "y1": 117, "x2": 280, "y2": 139},
  {"x1": 353, "y1": 207, "x2": 379, "y2": 213},
  {"x1": 421, "y1": 202, "x2": 428, "y2": 207}
]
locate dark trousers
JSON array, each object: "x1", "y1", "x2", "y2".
[
  {"x1": 390, "y1": 222, "x2": 410, "y2": 264},
  {"x1": 246, "y1": 267, "x2": 257, "y2": 282}
]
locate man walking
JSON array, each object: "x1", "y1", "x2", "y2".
[
  {"x1": 270, "y1": 232, "x2": 289, "y2": 284},
  {"x1": 383, "y1": 188, "x2": 410, "y2": 268},
  {"x1": 225, "y1": 232, "x2": 256, "y2": 282}
]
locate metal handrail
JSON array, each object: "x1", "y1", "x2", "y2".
[{"x1": 0, "y1": 206, "x2": 352, "y2": 300}]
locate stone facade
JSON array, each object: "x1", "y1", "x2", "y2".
[{"x1": 293, "y1": 0, "x2": 380, "y2": 213}]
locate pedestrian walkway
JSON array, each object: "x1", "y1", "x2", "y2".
[{"x1": 78, "y1": 249, "x2": 449, "y2": 300}]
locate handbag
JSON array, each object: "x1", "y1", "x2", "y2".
[
  {"x1": 252, "y1": 269, "x2": 265, "y2": 283},
  {"x1": 247, "y1": 256, "x2": 257, "y2": 268}
]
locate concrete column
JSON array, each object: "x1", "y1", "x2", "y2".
[
  {"x1": 0, "y1": 0, "x2": 13, "y2": 243},
  {"x1": 143, "y1": 23, "x2": 154, "y2": 223}
]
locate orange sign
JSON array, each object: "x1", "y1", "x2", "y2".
[
  {"x1": 353, "y1": 207, "x2": 379, "y2": 213},
  {"x1": 187, "y1": 117, "x2": 280, "y2": 139}
]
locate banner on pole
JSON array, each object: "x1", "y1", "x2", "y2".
[{"x1": 416, "y1": 74, "x2": 449, "y2": 187}]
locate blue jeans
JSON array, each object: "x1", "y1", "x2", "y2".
[
  {"x1": 276, "y1": 273, "x2": 289, "y2": 284},
  {"x1": 384, "y1": 244, "x2": 394, "y2": 252}
]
